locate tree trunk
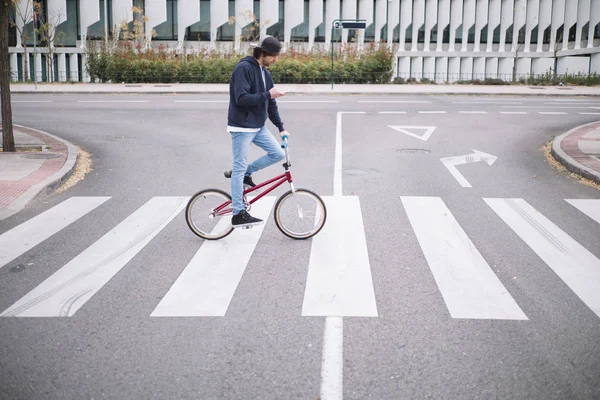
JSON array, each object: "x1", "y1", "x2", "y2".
[
  {"x1": 23, "y1": 43, "x2": 28, "y2": 81},
  {"x1": 1, "y1": 0, "x2": 16, "y2": 152}
]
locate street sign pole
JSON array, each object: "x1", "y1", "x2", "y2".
[{"x1": 330, "y1": 19, "x2": 366, "y2": 89}]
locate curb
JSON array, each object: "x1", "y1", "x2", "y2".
[
  {"x1": 551, "y1": 121, "x2": 600, "y2": 185},
  {"x1": 0, "y1": 126, "x2": 78, "y2": 220}
]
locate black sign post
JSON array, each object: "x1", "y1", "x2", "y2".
[{"x1": 330, "y1": 19, "x2": 367, "y2": 89}]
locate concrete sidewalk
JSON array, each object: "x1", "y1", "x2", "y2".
[
  {"x1": 0, "y1": 126, "x2": 77, "y2": 220},
  {"x1": 9, "y1": 82, "x2": 600, "y2": 96},
  {"x1": 552, "y1": 121, "x2": 600, "y2": 185}
]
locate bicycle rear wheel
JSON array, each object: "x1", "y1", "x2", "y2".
[
  {"x1": 186, "y1": 189, "x2": 233, "y2": 240},
  {"x1": 274, "y1": 189, "x2": 327, "y2": 239}
]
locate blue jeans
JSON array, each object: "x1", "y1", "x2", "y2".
[{"x1": 230, "y1": 126, "x2": 285, "y2": 215}]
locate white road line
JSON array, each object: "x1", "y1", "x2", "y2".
[
  {"x1": 378, "y1": 111, "x2": 407, "y2": 114},
  {"x1": 453, "y1": 101, "x2": 522, "y2": 104},
  {"x1": 151, "y1": 197, "x2": 274, "y2": 317},
  {"x1": 318, "y1": 110, "x2": 370, "y2": 400},
  {"x1": 1, "y1": 197, "x2": 187, "y2": 317},
  {"x1": 539, "y1": 112, "x2": 568, "y2": 115},
  {"x1": 278, "y1": 101, "x2": 340, "y2": 103},
  {"x1": 334, "y1": 112, "x2": 365, "y2": 197},
  {"x1": 358, "y1": 100, "x2": 432, "y2": 103},
  {"x1": 320, "y1": 317, "x2": 343, "y2": 400},
  {"x1": 174, "y1": 100, "x2": 228, "y2": 103},
  {"x1": 77, "y1": 100, "x2": 151, "y2": 103},
  {"x1": 401, "y1": 197, "x2": 527, "y2": 320},
  {"x1": 418, "y1": 111, "x2": 447, "y2": 114},
  {"x1": 459, "y1": 111, "x2": 488, "y2": 114},
  {"x1": 0, "y1": 197, "x2": 111, "y2": 270},
  {"x1": 499, "y1": 111, "x2": 528, "y2": 114},
  {"x1": 485, "y1": 198, "x2": 600, "y2": 319},
  {"x1": 545, "y1": 103, "x2": 600, "y2": 105},
  {"x1": 578, "y1": 113, "x2": 600, "y2": 115},
  {"x1": 565, "y1": 199, "x2": 600, "y2": 225},
  {"x1": 303, "y1": 196, "x2": 378, "y2": 317},
  {"x1": 502, "y1": 106, "x2": 585, "y2": 109}
]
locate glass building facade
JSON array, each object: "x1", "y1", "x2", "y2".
[{"x1": 7, "y1": 0, "x2": 600, "y2": 82}]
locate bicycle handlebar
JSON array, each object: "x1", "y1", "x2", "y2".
[{"x1": 281, "y1": 135, "x2": 289, "y2": 149}]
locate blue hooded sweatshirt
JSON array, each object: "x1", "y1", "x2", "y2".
[{"x1": 227, "y1": 56, "x2": 285, "y2": 132}]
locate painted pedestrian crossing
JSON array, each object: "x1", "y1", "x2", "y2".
[{"x1": 1, "y1": 196, "x2": 599, "y2": 320}]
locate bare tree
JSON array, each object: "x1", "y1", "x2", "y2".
[
  {"x1": 11, "y1": 0, "x2": 38, "y2": 81},
  {"x1": 38, "y1": 8, "x2": 66, "y2": 82},
  {"x1": 1, "y1": 0, "x2": 16, "y2": 151}
]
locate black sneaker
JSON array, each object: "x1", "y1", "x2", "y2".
[
  {"x1": 224, "y1": 170, "x2": 256, "y2": 188},
  {"x1": 231, "y1": 210, "x2": 263, "y2": 228}
]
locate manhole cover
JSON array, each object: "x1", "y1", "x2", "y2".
[
  {"x1": 21, "y1": 153, "x2": 60, "y2": 159},
  {"x1": 395, "y1": 148, "x2": 430, "y2": 154}
]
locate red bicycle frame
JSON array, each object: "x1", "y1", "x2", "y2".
[{"x1": 212, "y1": 169, "x2": 293, "y2": 217}]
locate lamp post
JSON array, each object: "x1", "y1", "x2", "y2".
[{"x1": 330, "y1": 19, "x2": 367, "y2": 89}]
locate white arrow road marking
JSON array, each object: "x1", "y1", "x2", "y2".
[
  {"x1": 440, "y1": 149, "x2": 498, "y2": 188},
  {"x1": 388, "y1": 125, "x2": 437, "y2": 141}
]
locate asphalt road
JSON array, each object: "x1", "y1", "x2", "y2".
[{"x1": 1, "y1": 93, "x2": 600, "y2": 400}]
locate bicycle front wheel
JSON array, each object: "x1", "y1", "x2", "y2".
[
  {"x1": 274, "y1": 189, "x2": 327, "y2": 239},
  {"x1": 186, "y1": 189, "x2": 233, "y2": 240}
]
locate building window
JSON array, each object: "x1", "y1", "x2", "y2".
[
  {"x1": 88, "y1": 0, "x2": 113, "y2": 40},
  {"x1": 543, "y1": 25, "x2": 551, "y2": 44},
  {"x1": 154, "y1": 0, "x2": 178, "y2": 40},
  {"x1": 467, "y1": 24, "x2": 475, "y2": 43},
  {"x1": 290, "y1": 0, "x2": 309, "y2": 42},
  {"x1": 405, "y1": 23, "x2": 412, "y2": 43},
  {"x1": 480, "y1": 24, "x2": 487, "y2": 44},
  {"x1": 530, "y1": 25, "x2": 538, "y2": 44},
  {"x1": 216, "y1": 0, "x2": 235, "y2": 41},
  {"x1": 568, "y1": 23, "x2": 576, "y2": 42},
  {"x1": 9, "y1": 7, "x2": 17, "y2": 47},
  {"x1": 56, "y1": 0, "x2": 79, "y2": 46},
  {"x1": 581, "y1": 22, "x2": 589, "y2": 42},
  {"x1": 455, "y1": 23, "x2": 462, "y2": 43},
  {"x1": 363, "y1": 3, "x2": 376, "y2": 42},
  {"x1": 187, "y1": 0, "x2": 210, "y2": 41},
  {"x1": 595, "y1": 22, "x2": 600, "y2": 39},
  {"x1": 266, "y1": 0, "x2": 284, "y2": 41},
  {"x1": 314, "y1": 0, "x2": 325, "y2": 42},
  {"x1": 25, "y1": 0, "x2": 48, "y2": 46},
  {"x1": 493, "y1": 24, "x2": 500, "y2": 44}
]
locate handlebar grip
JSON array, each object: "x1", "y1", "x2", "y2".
[{"x1": 281, "y1": 136, "x2": 288, "y2": 149}]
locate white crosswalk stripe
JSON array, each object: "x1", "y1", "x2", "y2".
[
  {"x1": 1, "y1": 195, "x2": 599, "y2": 320},
  {"x1": 485, "y1": 198, "x2": 600, "y2": 319},
  {"x1": 152, "y1": 197, "x2": 275, "y2": 317},
  {"x1": 0, "y1": 197, "x2": 111, "y2": 270},
  {"x1": 1, "y1": 197, "x2": 188, "y2": 317},
  {"x1": 302, "y1": 196, "x2": 378, "y2": 317},
  {"x1": 565, "y1": 199, "x2": 600, "y2": 225},
  {"x1": 401, "y1": 196, "x2": 527, "y2": 320}
]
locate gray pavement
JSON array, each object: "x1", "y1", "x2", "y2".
[{"x1": 1, "y1": 89, "x2": 600, "y2": 400}]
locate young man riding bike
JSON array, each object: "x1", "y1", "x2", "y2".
[{"x1": 226, "y1": 35, "x2": 290, "y2": 228}]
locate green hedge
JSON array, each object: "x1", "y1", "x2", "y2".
[{"x1": 86, "y1": 42, "x2": 395, "y2": 84}]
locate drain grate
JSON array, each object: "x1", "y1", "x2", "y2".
[
  {"x1": 21, "y1": 153, "x2": 60, "y2": 159},
  {"x1": 395, "y1": 148, "x2": 430, "y2": 154}
]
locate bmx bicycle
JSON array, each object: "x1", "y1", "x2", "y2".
[{"x1": 185, "y1": 136, "x2": 327, "y2": 240}]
